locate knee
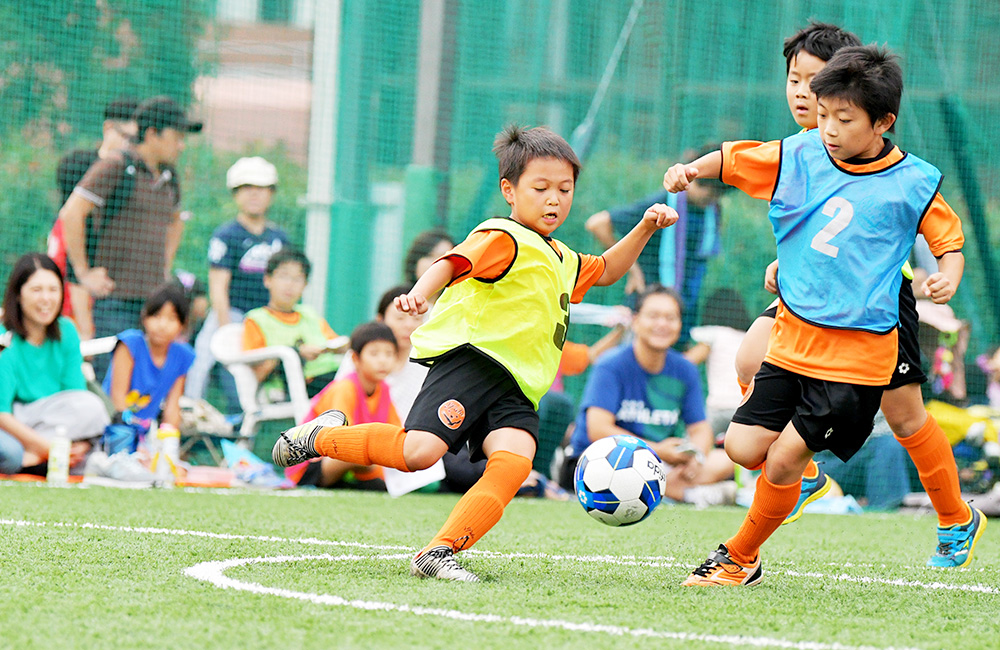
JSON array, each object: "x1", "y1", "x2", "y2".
[
  {"x1": 0, "y1": 436, "x2": 24, "y2": 474},
  {"x1": 402, "y1": 434, "x2": 447, "y2": 471}
]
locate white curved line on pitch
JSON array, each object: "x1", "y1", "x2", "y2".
[
  {"x1": 184, "y1": 553, "x2": 923, "y2": 650},
  {"x1": 3, "y1": 518, "x2": 995, "y2": 594}
]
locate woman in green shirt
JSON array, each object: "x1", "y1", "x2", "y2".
[{"x1": 0, "y1": 253, "x2": 109, "y2": 473}]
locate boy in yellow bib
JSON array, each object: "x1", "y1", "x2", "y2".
[{"x1": 274, "y1": 125, "x2": 678, "y2": 581}]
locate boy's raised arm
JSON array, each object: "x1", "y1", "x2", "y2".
[
  {"x1": 663, "y1": 150, "x2": 723, "y2": 193},
  {"x1": 597, "y1": 204, "x2": 678, "y2": 286},
  {"x1": 395, "y1": 258, "x2": 456, "y2": 315}
]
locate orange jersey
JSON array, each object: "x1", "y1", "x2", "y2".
[
  {"x1": 558, "y1": 341, "x2": 592, "y2": 377},
  {"x1": 442, "y1": 228, "x2": 607, "y2": 304},
  {"x1": 310, "y1": 378, "x2": 401, "y2": 426},
  {"x1": 242, "y1": 307, "x2": 337, "y2": 351},
  {"x1": 721, "y1": 138, "x2": 964, "y2": 385}
]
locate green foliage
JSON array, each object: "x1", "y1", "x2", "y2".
[
  {"x1": 0, "y1": 1, "x2": 211, "y2": 144},
  {"x1": 0, "y1": 132, "x2": 309, "y2": 286},
  {"x1": 1, "y1": 483, "x2": 998, "y2": 649}
]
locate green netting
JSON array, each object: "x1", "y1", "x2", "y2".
[{"x1": 1, "y1": 1, "x2": 998, "y2": 488}]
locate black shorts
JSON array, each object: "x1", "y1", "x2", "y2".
[
  {"x1": 759, "y1": 304, "x2": 778, "y2": 319},
  {"x1": 732, "y1": 362, "x2": 884, "y2": 462},
  {"x1": 405, "y1": 346, "x2": 539, "y2": 462},
  {"x1": 887, "y1": 277, "x2": 927, "y2": 389}
]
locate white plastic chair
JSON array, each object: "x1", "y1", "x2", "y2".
[{"x1": 208, "y1": 323, "x2": 311, "y2": 448}]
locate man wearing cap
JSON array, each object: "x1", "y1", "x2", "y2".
[
  {"x1": 184, "y1": 156, "x2": 289, "y2": 404},
  {"x1": 60, "y1": 96, "x2": 202, "y2": 367}
]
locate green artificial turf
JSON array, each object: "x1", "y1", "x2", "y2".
[{"x1": 1, "y1": 482, "x2": 995, "y2": 650}]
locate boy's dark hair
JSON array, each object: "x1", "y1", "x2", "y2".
[
  {"x1": 142, "y1": 282, "x2": 190, "y2": 324},
  {"x1": 634, "y1": 283, "x2": 684, "y2": 315},
  {"x1": 105, "y1": 98, "x2": 139, "y2": 123},
  {"x1": 2, "y1": 253, "x2": 64, "y2": 341},
  {"x1": 266, "y1": 247, "x2": 311, "y2": 278},
  {"x1": 699, "y1": 288, "x2": 751, "y2": 331},
  {"x1": 350, "y1": 321, "x2": 398, "y2": 355},
  {"x1": 403, "y1": 229, "x2": 453, "y2": 284},
  {"x1": 783, "y1": 21, "x2": 862, "y2": 72},
  {"x1": 493, "y1": 124, "x2": 581, "y2": 185},
  {"x1": 810, "y1": 45, "x2": 902, "y2": 133},
  {"x1": 377, "y1": 284, "x2": 413, "y2": 317}
]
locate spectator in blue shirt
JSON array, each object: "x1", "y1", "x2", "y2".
[
  {"x1": 185, "y1": 157, "x2": 288, "y2": 406},
  {"x1": 566, "y1": 285, "x2": 735, "y2": 506}
]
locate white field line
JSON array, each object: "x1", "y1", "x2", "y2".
[
  {"x1": 3, "y1": 518, "x2": 997, "y2": 595},
  {"x1": 184, "y1": 553, "x2": 924, "y2": 650}
]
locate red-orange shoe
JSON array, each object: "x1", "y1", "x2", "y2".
[{"x1": 682, "y1": 544, "x2": 763, "y2": 587}]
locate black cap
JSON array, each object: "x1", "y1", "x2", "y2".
[{"x1": 134, "y1": 96, "x2": 203, "y2": 135}]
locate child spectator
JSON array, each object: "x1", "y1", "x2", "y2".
[
  {"x1": 273, "y1": 124, "x2": 677, "y2": 582},
  {"x1": 336, "y1": 285, "x2": 425, "y2": 415},
  {"x1": 287, "y1": 321, "x2": 398, "y2": 489},
  {"x1": 0, "y1": 253, "x2": 110, "y2": 474},
  {"x1": 186, "y1": 156, "x2": 289, "y2": 406},
  {"x1": 662, "y1": 45, "x2": 975, "y2": 586},
  {"x1": 101, "y1": 283, "x2": 195, "y2": 452},
  {"x1": 242, "y1": 248, "x2": 342, "y2": 398}
]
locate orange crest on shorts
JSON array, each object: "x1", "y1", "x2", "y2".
[{"x1": 437, "y1": 399, "x2": 466, "y2": 430}]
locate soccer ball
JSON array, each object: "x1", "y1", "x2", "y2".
[{"x1": 574, "y1": 435, "x2": 666, "y2": 526}]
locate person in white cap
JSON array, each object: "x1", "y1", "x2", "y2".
[{"x1": 185, "y1": 156, "x2": 289, "y2": 407}]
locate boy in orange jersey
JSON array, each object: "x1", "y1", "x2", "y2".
[
  {"x1": 737, "y1": 25, "x2": 978, "y2": 565},
  {"x1": 274, "y1": 124, "x2": 678, "y2": 582},
  {"x1": 662, "y1": 45, "x2": 983, "y2": 586},
  {"x1": 285, "y1": 321, "x2": 398, "y2": 489}
]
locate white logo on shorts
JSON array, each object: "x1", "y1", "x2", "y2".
[
  {"x1": 898, "y1": 362, "x2": 910, "y2": 374},
  {"x1": 824, "y1": 427, "x2": 834, "y2": 439}
]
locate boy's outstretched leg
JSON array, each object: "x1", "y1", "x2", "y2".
[
  {"x1": 412, "y1": 428, "x2": 534, "y2": 583},
  {"x1": 272, "y1": 410, "x2": 412, "y2": 471}
]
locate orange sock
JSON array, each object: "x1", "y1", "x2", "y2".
[
  {"x1": 895, "y1": 414, "x2": 968, "y2": 526},
  {"x1": 426, "y1": 450, "x2": 532, "y2": 553},
  {"x1": 313, "y1": 422, "x2": 410, "y2": 472},
  {"x1": 726, "y1": 470, "x2": 801, "y2": 565},
  {"x1": 802, "y1": 459, "x2": 819, "y2": 480}
]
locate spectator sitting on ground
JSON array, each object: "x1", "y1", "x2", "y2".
[
  {"x1": 684, "y1": 287, "x2": 753, "y2": 437},
  {"x1": 242, "y1": 248, "x2": 343, "y2": 398},
  {"x1": 0, "y1": 253, "x2": 110, "y2": 474},
  {"x1": 186, "y1": 156, "x2": 289, "y2": 408},
  {"x1": 286, "y1": 321, "x2": 396, "y2": 489},
  {"x1": 564, "y1": 284, "x2": 736, "y2": 506},
  {"x1": 48, "y1": 97, "x2": 139, "y2": 340},
  {"x1": 335, "y1": 284, "x2": 426, "y2": 417},
  {"x1": 100, "y1": 283, "x2": 195, "y2": 455}
]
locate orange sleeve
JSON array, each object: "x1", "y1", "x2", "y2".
[
  {"x1": 441, "y1": 230, "x2": 517, "y2": 284},
  {"x1": 313, "y1": 379, "x2": 358, "y2": 417},
  {"x1": 242, "y1": 317, "x2": 267, "y2": 351},
  {"x1": 571, "y1": 253, "x2": 607, "y2": 303},
  {"x1": 919, "y1": 193, "x2": 965, "y2": 257},
  {"x1": 319, "y1": 318, "x2": 337, "y2": 339},
  {"x1": 721, "y1": 140, "x2": 782, "y2": 200},
  {"x1": 558, "y1": 341, "x2": 591, "y2": 376}
]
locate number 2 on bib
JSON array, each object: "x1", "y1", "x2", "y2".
[{"x1": 810, "y1": 197, "x2": 853, "y2": 258}]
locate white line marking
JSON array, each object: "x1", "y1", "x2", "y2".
[
  {"x1": 3, "y1": 518, "x2": 996, "y2": 595},
  {"x1": 184, "y1": 553, "x2": 924, "y2": 650}
]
